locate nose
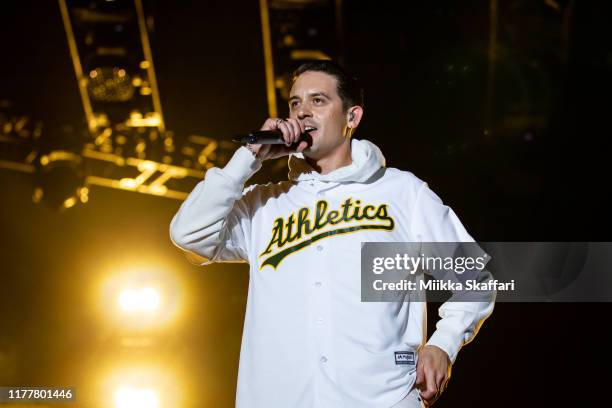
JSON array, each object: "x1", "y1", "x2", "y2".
[{"x1": 297, "y1": 106, "x2": 312, "y2": 120}]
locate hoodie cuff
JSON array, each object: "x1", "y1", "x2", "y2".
[
  {"x1": 426, "y1": 329, "x2": 461, "y2": 364},
  {"x1": 222, "y1": 146, "x2": 262, "y2": 185}
]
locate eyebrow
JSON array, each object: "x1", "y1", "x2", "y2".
[{"x1": 288, "y1": 92, "x2": 331, "y2": 102}]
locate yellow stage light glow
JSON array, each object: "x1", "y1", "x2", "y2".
[
  {"x1": 114, "y1": 385, "x2": 159, "y2": 408},
  {"x1": 95, "y1": 262, "x2": 185, "y2": 331},
  {"x1": 63, "y1": 196, "x2": 77, "y2": 209},
  {"x1": 93, "y1": 363, "x2": 187, "y2": 408},
  {"x1": 118, "y1": 287, "x2": 161, "y2": 312}
]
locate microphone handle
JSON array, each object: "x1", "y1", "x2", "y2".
[{"x1": 232, "y1": 129, "x2": 310, "y2": 145}]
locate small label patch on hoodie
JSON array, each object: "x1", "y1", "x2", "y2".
[{"x1": 395, "y1": 351, "x2": 415, "y2": 365}]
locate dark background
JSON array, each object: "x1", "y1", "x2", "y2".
[{"x1": 1, "y1": 0, "x2": 611, "y2": 407}]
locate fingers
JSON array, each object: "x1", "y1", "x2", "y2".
[
  {"x1": 435, "y1": 370, "x2": 447, "y2": 392},
  {"x1": 296, "y1": 140, "x2": 309, "y2": 153},
  {"x1": 273, "y1": 120, "x2": 291, "y2": 146},
  {"x1": 256, "y1": 118, "x2": 308, "y2": 160},
  {"x1": 420, "y1": 365, "x2": 438, "y2": 401},
  {"x1": 259, "y1": 118, "x2": 281, "y2": 131},
  {"x1": 416, "y1": 359, "x2": 435, "y2": 406},
  {"x1": 440, "y1": 377, "x2": 450, "y2": 394},
  {"x1": 260, "y1": 118, "x2": 303, "y2": 146},
  {"x1": 416, "y1": 346, "x2": 452, "y2": 406},
  {"x1": 280, "y1": 118, "x2": 305, "y2": 146},
  {"x1": 285, "y1": 118, "x2": 304, "y2": 142},
  {"x1": 415, "y1": 362, "x2": 425, "y2": 391}
]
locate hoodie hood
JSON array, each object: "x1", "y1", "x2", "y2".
[{"x1": 288, "y1": 138, "x2": 386, "y2": 183}]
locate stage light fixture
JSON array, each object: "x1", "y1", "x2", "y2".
[
  {"x1": 34, "y1": 127, "x2": 87, "y2": 211},
  {"x1": 88, "y1": 67, "x2": 135, "y2": 102}
]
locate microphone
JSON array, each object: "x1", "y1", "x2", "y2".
[{"x1": 232, "y1": 129, "x2": 312, "y2": 145}]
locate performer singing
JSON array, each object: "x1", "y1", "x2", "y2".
[{"x1": 170, "y1": 60, "x2": 495, "y2": 408}]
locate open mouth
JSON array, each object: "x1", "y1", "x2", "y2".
[{"x1": 304, "y1": 126, "x2": 318, "y2": 136}]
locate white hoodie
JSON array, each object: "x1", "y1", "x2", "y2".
[{"x1": 170, "y1": 139, "x2": 494, "y2": 408}]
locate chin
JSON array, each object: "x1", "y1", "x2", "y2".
[
  {"x1": 302, "y1": 146, "x2": 323, "y2": 159},
  {"x1": 301, "y1": 150, "x2": 315, "y2": 159},
  {"x1": 302, "y1": 143, "x2": 317, "y2": 154}
]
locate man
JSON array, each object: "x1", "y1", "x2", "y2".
[{"x1": 170, "y1": 61, "x2": 494, "y2": 408}]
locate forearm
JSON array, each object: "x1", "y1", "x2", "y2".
[
  {"x1": 426, "y1": 295, "x2": 495, "y2": 363},
  {"x1": 169, "y1": 146, "x2": 261, "y2": 260}
]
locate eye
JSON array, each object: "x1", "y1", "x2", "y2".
[
  {"x1": 290, "y1": 100, "x2": 299, "y2": 109},
  {"x1": 313, "y1": 97, "x2": 323, "y2": 104}
]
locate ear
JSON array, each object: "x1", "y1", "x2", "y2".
[{"x1": 347, "y1": 106, "x2": 364, "y2": 129}]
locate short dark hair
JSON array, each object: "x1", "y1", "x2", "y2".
[{"x1": 292, "y1": 60, "x2": 364, "y2": 112}]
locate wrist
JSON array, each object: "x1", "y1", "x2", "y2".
[
  {"x1": 224, "y1": 146, "x2": 263, "y2": 183},
  {"x1": 246, "y1": 144, "x2": 263, "y2": 161}
]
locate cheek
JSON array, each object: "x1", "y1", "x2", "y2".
[{"x1": 321, "y1": 111, "x2": 345, "y2": 130}]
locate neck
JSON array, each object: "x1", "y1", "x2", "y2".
[{"x1": 306, "y1": 138, "x2": 352, "y2": 175}]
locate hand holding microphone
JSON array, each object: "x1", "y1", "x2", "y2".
[{"x1": 233, "y1": 118, "x2": 312, "y2": 161}]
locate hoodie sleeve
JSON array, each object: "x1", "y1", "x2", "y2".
[
  {"x1": 410, "y1": 182, "x2": 496, "y2": 363},
  {"x1": 169, "y1": 147, "x2": 262, "y2": 265}
]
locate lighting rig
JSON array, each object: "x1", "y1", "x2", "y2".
[{"x1": 0, "y1": 0, "x2": 343, "y2": 210}]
